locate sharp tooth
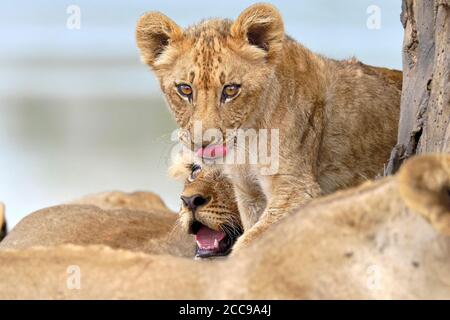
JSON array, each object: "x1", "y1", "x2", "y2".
[
  {"x1": 196, "y1": 240, "x2": 202, "y2": 248},
  {"x1": 214, "y1": 239, "x2": 219, "y2": 248}
]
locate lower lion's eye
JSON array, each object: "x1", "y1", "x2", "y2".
[
  {"x1": 176, "y1": 84, "x2": 193, "y2": 98},
  {"x1": 188, "y1": 164, "x2": 202, "y2": 182},
  {"x1": 222, "y1": 84, "x2": 241, "y2": 102}
]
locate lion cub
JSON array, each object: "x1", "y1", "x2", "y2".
[{"x1": 136, "y1": 3, "x2": 402, "y2": 248}]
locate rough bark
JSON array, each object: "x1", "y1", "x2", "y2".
[
  {"x1": 0, "y1": 203, "x2": 6, "y2": 241},
  {"x1": 386, "y1": 0, "x2": 449, "y2": 174}
]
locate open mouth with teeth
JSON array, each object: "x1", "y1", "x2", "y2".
[{"x1": 191, "y1": 221, "x2": 240, "y2": 258}]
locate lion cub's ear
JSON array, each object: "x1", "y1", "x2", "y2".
[
  {"x1": 168, "y1": 162, "x2": 191, "y2": 182},
  {"x1": 168, "y1": 152, "x2": 195, "y2": 182},
  {"x1": 136, "y1": 12, "x2": 183, "y2": 68},
  {"x1": 231, "y1": 3, "x2": 285, "y2": 61},
  {"x1": 398, "y1": 154, "x2": 450, "y2": 236}
]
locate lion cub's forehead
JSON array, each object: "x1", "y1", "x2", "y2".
[
  {"x1": 185, "y1": 19, "x2": 233, "y2": 44},
  {"x1": 182, "y1": 19, "x2": 235, "y2": 87}
]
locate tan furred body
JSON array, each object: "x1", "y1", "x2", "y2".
[
  {"x1": 1, "y1": 154, "x2": 449, "y2": 299},
  {"x1": 0, "y1": 191, "x2": 195, "y2": 257},
  {"x1": 135, "y1": 3, "x2": 402, "y2": 247}
]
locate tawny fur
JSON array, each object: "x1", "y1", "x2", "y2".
[
  {"x1": 136, "y1": 3, "x2": 402, "y2": 248},
  {"x1": 0, "y1": 192, "x2": 195, "y2": 257},
  {"x1": 1, "y1": 154, "x2": 449, "y2": 299}
]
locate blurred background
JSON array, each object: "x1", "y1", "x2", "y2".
[{"x1": 0, "y1": 0, "x2": 403, "y2": 227}]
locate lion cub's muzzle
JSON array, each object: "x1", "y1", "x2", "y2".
[{"x1": 181, "y1": 194, "x2": 241, "y2": 259}]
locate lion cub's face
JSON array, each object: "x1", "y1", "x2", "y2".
[
  {"x1": 177, "y1": 164, "x2": 242, "y2": 258},
  {"x1": 136, "y1": 4, "x2": 285, "y2": 150}
]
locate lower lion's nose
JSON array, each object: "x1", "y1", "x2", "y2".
[{"x1": 181, "y1": 194, "x2": 210, "y2": 212}]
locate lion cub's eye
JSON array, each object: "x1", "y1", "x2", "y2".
[
  {"x1": 221, "y1": 84, "x2": 241, "y2": 103},
  {"x1": 188, "y1": 164, "x2": 202, "y2": 183},
  {"x1": 176, "y1": 84, "x2": 193, "y2": 100}
]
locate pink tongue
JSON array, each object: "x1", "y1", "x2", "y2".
[
  {"x1": 196, "y1": 145, "x2": 227, "y2": 159},
  {"x1": 195, "y1": 226, "x2": 226, "y2": 250}
]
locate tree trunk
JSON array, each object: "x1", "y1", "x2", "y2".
[{"x1": 386, "y1": 0, "x2": 449, "y2": 174}]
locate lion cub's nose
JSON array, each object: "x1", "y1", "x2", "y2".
[{"x1": 181, "y1": 194, "x2": 210, "y2": 212}]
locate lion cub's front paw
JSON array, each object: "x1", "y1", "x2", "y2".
[
  {"x1": 230, "y1": 227, "x2": 265, "y2": 255},
  {"x1": 231, "y1": 234, "x2": 252, "y2": 254}
]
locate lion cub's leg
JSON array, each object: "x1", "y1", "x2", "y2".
[
  {"x1": 232, "y1": 173, "x2": 322, "y2": 251},
  {"x1": 398, "y1": 154, "x2": 450, "y2": 236},
  {"x1": 226, "y1": 165, "x2": 267, "y2": 231}
]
